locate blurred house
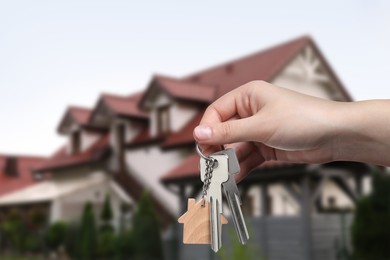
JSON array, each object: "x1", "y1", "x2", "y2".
[
  {"x1": 0, "y1": 155, "x2": 47, "y2": 196},
  {"x1": 0, "y1": 35, "x2": 375, "y2": 259},
  {"x1": 0, "y1": 155, "x2": 48, "y2": 219}
]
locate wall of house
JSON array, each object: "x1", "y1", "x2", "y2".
[
  {"x1": 272, "y1": 46, "x2": 338, "y2": 100},
  {"x1": 81, "y1": 130, "x2": 100, "y2": 151},
  {"x1": 269, "y1": 184, "x2": 300, "y2": 216},
  {"x1": 246, "y1": 185, "x2": 300, "y2": 217},
  {"x1": 170, "y1": 102, "x2": 198, "y2": 132},
  {"x1": 149, "y1": 92, "x2": 198, "y2": 136},
  {"x1": 321, "y1": 179, "x2": 354, "y2": 209},
  {"x1": 50, "y1": 171, "x2": 133, "y2": 230},
  {"x1": 66, "y1": 127, "x2": 100, "y2": 154},
  {"x1": 245, "y1": 178, "x2": 355, "y2": 217},
  {"x1": 150, "y1": 92, "x2": 171, "y2": 137},
  {"x1": 125, "y1": 146, "x2": 188, "y2": 215},
  {"x1": 110, "y1": 119, "x2": 143, "y2": 151}
]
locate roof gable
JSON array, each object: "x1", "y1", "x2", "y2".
[
  {"x1": 139, "y1": 75, "x2": 215, "y2": 110},
  {"x1": 57, "y1": 106, "x2": 92, "y2": 134},
  {"x1": 272, "y1": 44, "x2": 351, "y2": 101},
  {"x1": 34, "y1": 134, "x2": 110, "y2": 173},
  {"x1": 183, "y1": 36, "x2": 311, "y2": 98},
  {"x1": 89, "y1": 92, "x2": 148, "y2": 127}
]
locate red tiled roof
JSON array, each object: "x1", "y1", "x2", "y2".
[
  {"x1": 154, "y1": 75, "x2": 215, "y2": 103},
  {"x1": 34, "y1": 134, "x2": 110, "y2": 173},
  {"x1": 183, "y1": 36, "x2": 311, "y2": 99},
  {"x1": 161, "y1": 112, "x2": 203, "y2": 149},
  {"x1": 126, "y1": 128, "x2": 168, "y2": 149},
  {"x1": 101, "y1": 92, "x2": 148, "y2": 119},
  {"x1": 0, "y1": 155, "x2": 47, "y2": 196},
  {"x1": 69, "y1": 106, "x2": 91, "y2": 125},
  {"x1": 161, "y1": 153, "x2": 294, "y2": 182},
  {"x1": 57, "y1": 106, "x2": 92, "y2": 134}
]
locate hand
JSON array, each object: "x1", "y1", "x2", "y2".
[{"x1": 193, "y1": 81, "x2": 343, "y2": 181}]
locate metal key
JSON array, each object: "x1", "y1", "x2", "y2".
[
  {"x1": 200, "y1": 154, "x2": 229, "y2": 252},
  {"x1": 214, "y1": 149, "x2": 250, "y2": 245}
]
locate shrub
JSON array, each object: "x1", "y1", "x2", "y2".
[
  {"x1": 96, "y1": 229, "x2": 116, "y2": 259},
  {"x1": 132, "y1": 192, "x2": 164, "y2": 260},
  {"x1": 64, "y1": 222, "x2": 81, "y2": 259},
  {"x1": 78, "y1": 202, "x2": 97, "y2": 259},
  {"x1": 351, "y1": 171, "x2": 390, "y2": 259},
  {"x1": 100, "y1": 194, "x2": 114, "y2": 232},
  {"x1": 1, "y1": 209, "x2": 25, "y2": 251},
  {"x1": 45, "y1": 221, "x2": 68, "y2": 251},
  {"x1": 114, "y1": 230, "x2": 135, "y2": 260}
]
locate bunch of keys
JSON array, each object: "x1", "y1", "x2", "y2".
[{"x1": 178, "y1": 144, "x2": 249, "y2": 252}]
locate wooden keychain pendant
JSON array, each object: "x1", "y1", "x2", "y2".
[{"x1": 178, "y1": 198, "x2": 228, "y2": 244}]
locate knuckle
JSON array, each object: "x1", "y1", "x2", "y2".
[{"x1": 220, "y1": 121, "x2": 232, "y2": 141}]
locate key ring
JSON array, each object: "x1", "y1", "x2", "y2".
[{"x1": 196, "y1": 143, "x2": 210, "y2": 161}]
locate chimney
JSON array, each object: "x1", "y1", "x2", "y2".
[
  {"x1": 4, "y1": 157, "x2": 18, "y2": 177},
  {"x1": 225, "y1": 64, "x2": 234, "y2": 74}
]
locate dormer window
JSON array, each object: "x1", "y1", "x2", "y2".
[
  {"x1": 71, "y1": 130, "x2": 81, "y2": 155},
  {"x1": 4, "y1": 157, "x2": 18, "y2": 177},
  {"x1": 157, "y1": 105, "x2": 170, "y2": 134}
]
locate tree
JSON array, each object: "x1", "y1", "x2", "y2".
[
  {"x1": 132, "y1": 191, "x2": 164, "y2": 260},
  {"x1": 78, "y1": 202, "x2": 97, "y2": 259},
  {"x1": 351, "y1": 171, "x2": 390, "y2": 259},
  {"x1": 100, "y1": 193, "x2": 114, "y2": 232}
]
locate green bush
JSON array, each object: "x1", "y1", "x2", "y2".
[
  {"x1": 218, "y1": 226, "x2": 263, "y2": 260},
  {"x1": 1, "y1": 210, "x2": 25, "y2": 251},
  {"x1": 45, "y1": 221, "x2": 68, "y2": 251},
  {"x1": 132, "y1": 192, "x2": 164, "y2": 260},
  {"x1": 78, "y1": 202, "x2": 97, "y2": 259},
  {"x1": 100, "y1": 194, "x2": 114, "y2": 233},
  {"x1": 28, "y1": 208, "x2": 46, "y2": 230},
  {"x1": 96, "y1": 229, "x2": 116, "y2": 259},
  {"x1": 64, "y1": 222, "x2": 81, "y2": 259},
  {"x1": 114, "y1": 230, "x2": 135, "y2": 260},
  {"x1": 351, "y1": 171, "x2": 390, "y2": 260},
  {"x1": 23, "y1": 232, "x2": 42, "y2": 253}
]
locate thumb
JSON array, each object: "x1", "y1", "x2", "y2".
[{"x1": 194, "y1": 117, "x2": 262, "y2": 145}]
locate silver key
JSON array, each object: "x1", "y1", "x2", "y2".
[
  {"x1": 214, "y1": 149, "x2": 250, "y2": 244},
  {"x1": 200, "y1": 154, "x2": 229, "y2": 252}
]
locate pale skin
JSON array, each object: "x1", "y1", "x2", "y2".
[{"x1": 194, "y1": 80, "x2": 390, "y2": 182}]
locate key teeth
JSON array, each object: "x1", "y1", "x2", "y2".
[{"x1": 225, "y1": 188, "x2": 250, "y2": 245}]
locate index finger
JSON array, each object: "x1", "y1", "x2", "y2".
[{"x1": 199, "y1": 86, "x2": 243, "y2": 126}]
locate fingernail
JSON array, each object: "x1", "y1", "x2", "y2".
[{"x1": 194, "y1": 125, "x2": 212, "y2": 140}]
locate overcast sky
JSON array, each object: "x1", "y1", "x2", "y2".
[{"x1": 0, "y1": 0, "x2": 389, "y2": 156}]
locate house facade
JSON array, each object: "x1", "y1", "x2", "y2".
[{"x1": 0, "y1": 35, "x2": 374, "y2": 259}]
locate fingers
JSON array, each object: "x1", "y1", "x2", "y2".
[
  {"x1": 194, "y1": 116, "x2": 264, "y2": 145},
  {"x1": 198, "y1": 87, "x2": 243, "y2": 127},
  {"x1": 198, "y1": 81, "x2": 260, "y2": 127},
  {"x1": 225, "y1": 142, "x2": 265, "y2": 183},
  {"x1": 235, "y1": 146, "x2": 265, "y2": 183}
]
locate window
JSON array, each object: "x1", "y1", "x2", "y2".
[
  {"x1": 4, "y1": 157, "x2": 18, "y2": 177},
  {"x1": 115, "y1": 123, "x2": 126, "y2": 172},
  {"x1": 115, "y1": 123, "x2": 125, "y2": 152},
  {"x1": 266, "y1": 195, "x2": 273, "y2": 215},
  {"x1": 328, "y1": 196, "x2": 337, "y2": 209},
  {"x1": 71, "y1": 130, "x2": 81, "y2": 154},
  {"x1": 157, "y1": 105, "x2": 170, "y2": 133}
]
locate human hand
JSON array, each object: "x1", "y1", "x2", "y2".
[{"x1": 193, "y1": 81, "x2": 343, "y2": 181}]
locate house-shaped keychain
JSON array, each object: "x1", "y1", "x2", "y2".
[{"x1": 178, "y1": 198, "x2": 228, "y2": 244}]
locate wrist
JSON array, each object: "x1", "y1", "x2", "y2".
[{"x1": 331, "y1": 100, "x2": 390, "y2": 165}]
